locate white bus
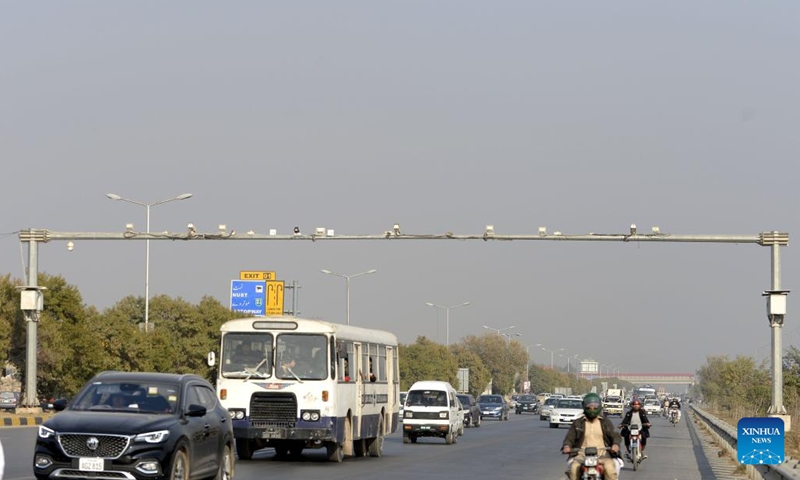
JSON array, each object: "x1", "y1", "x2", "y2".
[
  {"x1": 210, "y1": 316, "x2": 399, "y2": 462},
  {"x1": 633, "y1": 385, "x2": 657, "y2": 402}
]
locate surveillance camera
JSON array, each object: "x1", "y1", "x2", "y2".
[
  {"x1": 67, "y1": 241, "x2": 74, "y2": 252},
  {"x1": 294, "y1": 226, "x2": 301, "y2": 235}
]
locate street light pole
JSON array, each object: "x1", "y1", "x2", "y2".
[
  {"x1": 106, "y1": 192, "x2": 192, "y2": 330},
  {"x1": 536, "y1": 344, "x2": 564, "y2": 370},
  {"x1": 483, "y1": 324, "x2": 515, "y2": 336},
  {"x1": 425, "y1": 301, "x2": 470, "y2": 346},
  {"x1": 320, "y1": 269, "x2": 377, "y2": 325}
]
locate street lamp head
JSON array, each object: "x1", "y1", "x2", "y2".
[
  {"x1": 365, "y1": 269, "x2": 377, "y2": 274},
  {"x1": 321, "y1": 269, "x2": 332, "y2": 274},
  {"x1": 106, "y1": 193, "x2": 122, "y2": 201},
  {"x1": 425, "y1": 302, "x2": 435, "y2": 307},
  {"x1": 176, "y1": 193, "x2": 193, "y2": 201}
]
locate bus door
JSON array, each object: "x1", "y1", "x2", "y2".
[
  {"x1": 386, "y1": 346, "x2": 395, "y2": 431},
  {"x1": 354, "y1": 342, "x2": 363, "y2": 435}
]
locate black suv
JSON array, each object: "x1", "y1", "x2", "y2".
[
  {"x1": 456, "y1": 394, "x2": 482, "y2": 428},
  {"x1": 515, "y1": 394, "x2": 539, "y2": 414},
  {"x1": 33, "y1": 371, "x2": 234, "y2": 480}
]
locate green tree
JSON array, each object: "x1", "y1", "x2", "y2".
[
  {"x1": 459, "y1": 334, "x2": 527, "y2": 395},
  {"x1": 450, "y1": 344, "x2": 491, "y2": 397},
  {"x1": 696, "y1": 355, "x2": 770, "y2": 415},
  {"x1": 0, "y1": 274, "x2": 24, "y2": 375},
  {"x1": 398, "y1": 336, "x2": 458, "y2": 390}
]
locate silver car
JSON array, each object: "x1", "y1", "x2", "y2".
[{"x1": 539, "y1": 397, "x2": 560, "y2": 421}]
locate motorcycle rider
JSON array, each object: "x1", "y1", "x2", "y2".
[
  {"x1": 619, "y1": 398, "x2": 652, "y2": 459},
  {"x1": 561, "y1": 392, "x2": 622, "y2": 480},
  {"x1": 668, "y1": 397, "x2": 682, "y2": 422},
  {"x1": 662, "y1": 397, "x2": 670, "y2": 418}
]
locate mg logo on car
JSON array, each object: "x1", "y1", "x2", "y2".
[{"x1": 86, "y1": 437, "x2": 99, "y2": 451}]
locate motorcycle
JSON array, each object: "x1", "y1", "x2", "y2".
[
  {"x1": 628, "y1": 425, "x2": 642, "y2": 471},
  {"x1": 669, "y1": 408, "x2": 680, "y2": 426},
  {"x1": 565, "y1": 446, "x2": 624, "y2": 480}
]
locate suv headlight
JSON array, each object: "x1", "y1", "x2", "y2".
[
  {"x1": 134, "y1": 430, "x2": 170, "y2": 444},
  {"x1": 38, "y1": 425, "x2": 55, "y2": 439}
]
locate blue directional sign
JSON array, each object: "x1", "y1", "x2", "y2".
[{"x1": 230, "y1": 280, "x2": 267, "y2": 316}]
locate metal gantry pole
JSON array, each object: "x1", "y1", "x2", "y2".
[
  {"x1": 145, "y1": 204, "x2": 151, "y2": 329},
  {"x1": 769, "y1": 241, "x2": 787, "y2": 415},
  {"x1": 23, "y1": 239, "x2": 39, "y2": 408}
]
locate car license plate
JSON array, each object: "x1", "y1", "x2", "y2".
[
  {"x1": 420, "y1": 426, "x2": 430, "y2": 430},
  {"x1": 79, "y1": 458, "x2": 104, "y2": 471}
]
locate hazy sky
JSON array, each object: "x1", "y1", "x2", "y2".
[{"x1": 2, "y1": 2, "x2": 799, "y2": 374}]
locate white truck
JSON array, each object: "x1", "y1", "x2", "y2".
[{"x1": 602, "y1": 388, "x2": 625, "y2": 417}]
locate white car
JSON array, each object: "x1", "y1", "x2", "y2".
[
  {"x1": 643, "y1": 399, "x2": 662, "y2": 416},
  {"x1": 549, "y1": 397, "x2": 585, "y2": 428}
]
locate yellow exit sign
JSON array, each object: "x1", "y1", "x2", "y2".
[{"x1": 239, "y1": 271, "x2": 276, "y2": 281}]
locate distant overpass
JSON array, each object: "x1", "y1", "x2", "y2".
[{"x1": 577, "y1": 372, "x2": 695, "y2": 385}]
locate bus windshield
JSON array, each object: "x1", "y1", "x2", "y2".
[
  {"x1": 222, "y1": 332, "x2": 274, "y2": 379},
  {"x1": 276, "y1": 333, "x2": 329, "y2": 381}
]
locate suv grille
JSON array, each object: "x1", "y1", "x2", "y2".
[
  {"x1": 58, "y1": 434, "x2": 131, "y2": 458},
  {"x1": 250, "y1": 393, "x2": 296, "y2": 428}
]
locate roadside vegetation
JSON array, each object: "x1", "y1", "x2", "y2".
[
  {"x1": 693, "y1": 350, "x2": 800, "y2": 458},
  {"x1": 0, "y1": 273, "x2": 244, "y2": 399}
]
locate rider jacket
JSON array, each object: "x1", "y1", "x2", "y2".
[
  {"x1": 562, "y1": 416, "x2": 622, "y2": 450},
  {"x1": 620, "y1": 409, "x2": 651, "y2": 438}
]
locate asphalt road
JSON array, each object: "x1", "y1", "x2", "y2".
[{"x1": 0, "y1": 410, "x2": 724, "y2": 480}]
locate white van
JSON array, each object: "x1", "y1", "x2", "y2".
[{"x1": 402, "y1": 380, "x2": 463, "y2": 445}]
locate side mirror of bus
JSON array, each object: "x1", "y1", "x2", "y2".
[{"x1": 207, "y1": 351, "x2": 216, "y2": 367}]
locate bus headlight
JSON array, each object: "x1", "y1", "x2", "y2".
[
  {"x1": 228, "y1": 408, "x2": 245, "y2": 420},
  {"x1": 301, "y1": 410, "x2": 321, "y2": 422}
]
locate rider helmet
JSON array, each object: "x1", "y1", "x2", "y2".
[
  {"x1": 631, "y1": 398, "x2": 642, "y2": 408},
  {"x1": 582, "y1": 392, "x2": 603, "y2": 419}
]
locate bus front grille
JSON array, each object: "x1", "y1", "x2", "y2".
[{"x1": 250, "y1": 392, "x2": 297, "y2": 427}]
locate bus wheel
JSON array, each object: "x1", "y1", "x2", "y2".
[
  {"x1": 326, "y1": 442, "x2": 344, "y2": 463},
  {"x1": 235, "y1": 439, "x2": 255, "y2": 460},
  {"x1": 368, "y1": 416, "x2": 384, "y2": 457}
]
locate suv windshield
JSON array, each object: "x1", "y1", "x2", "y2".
[{"x1": 71, "y1": 381, "x2": 179, "y2": 414}]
